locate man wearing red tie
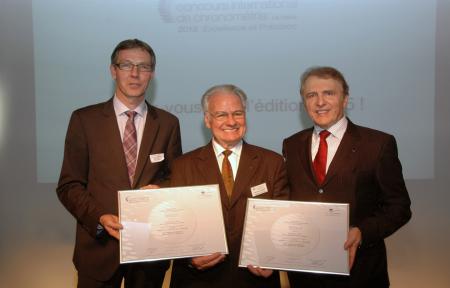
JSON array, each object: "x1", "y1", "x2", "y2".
[{"x1": 282, "y1": 66, "x2": 411, "y2": 288}]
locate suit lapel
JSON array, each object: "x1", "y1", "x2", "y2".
[
  {"x1": 324, "y1": 120, "x2": 361, "y2": 185},
  {"x1": 230, "y1": 142, "x2": 258, "y2": 208},
  {"x1": 102, "y1": 99, "x2": 130, "y2": 186},
  {"x1": 133, "y1": 102, "x2": 160, "y2": 188},
  {"x1": 196, "y1": 143, "x2": 230, "y2": 208},
  {"x1": 294, "y1": 128, "x2": 316, "y2": 184}
]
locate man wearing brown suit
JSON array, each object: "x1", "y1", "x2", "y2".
[
  {"x1": 283, "y1": 66, "x2": 411, "y2": 287},
  {"x1": 57, "y1": 39, "x2": 182, "y2": 288},
  {"x1": 169, "y1": 84, "x2": 289, "y2": 288}
]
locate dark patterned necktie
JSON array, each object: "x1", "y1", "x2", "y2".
[
  {"x1": 313, "y1": 130, "x2": 331, "y2": 185},
  {"x1": 123, "y1": 111, "x2": 137, "y2": 185}
]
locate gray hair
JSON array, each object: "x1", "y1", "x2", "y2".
[{"x1": 201, "y1": 84, "x2": 247, "y2": 112}]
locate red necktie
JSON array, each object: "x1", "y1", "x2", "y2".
[
  {"x1": 222, "y1": 150, "x2": 234, "y2": 199},
  {"x1": 313, "y1": 130, "x2": 331, "y2": 185},
  {"x1": 123, "y1": 111, "x2": 137, "y2": 185}
]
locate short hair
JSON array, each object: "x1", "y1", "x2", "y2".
[
  {"x1": 201, "y1": 84, "x2": 247, "y2": 112},
  {"x1": 300, "y1": 66, "x2": 349, "y2": 96},
  {"x1": 110, "y1": 39, "x2": 156, "y2": 71}
]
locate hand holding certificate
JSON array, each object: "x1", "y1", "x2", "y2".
[
  {"x1": 239, "y1": 198, "x2": 349, "y2": 275},
  {"x1": 118, "y1": 184, "x2": 228, "y2": 263}
]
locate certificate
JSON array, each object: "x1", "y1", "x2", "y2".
[
  {"x1": 239, "y1": 198, "x2": 349, "y2": 275},
  {"x1": 118, "y1": 184, "x2": 228, "y2": 263}
]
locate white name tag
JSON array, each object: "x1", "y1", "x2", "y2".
[
  {"x1": 149, "y1": 153, "x2": 164, "y2": 163},
  {"x1": 250, "y1": 183, "x2": 268, "y2": 197}
]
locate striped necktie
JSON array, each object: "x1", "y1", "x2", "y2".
[{"x1": 123, "y1": 111, "x2": 137, "y2": 185}]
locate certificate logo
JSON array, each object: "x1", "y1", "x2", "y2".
[{"x1": 125, "y1": 196, "x2": 150, "y2": 203}]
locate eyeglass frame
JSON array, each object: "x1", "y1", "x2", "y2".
[
  {"x1": 114, "y1": 62, "x2": 153, "y2": 72},
  {"x1": 207, "y1": 110, "x2": 246, "y2": 122}
]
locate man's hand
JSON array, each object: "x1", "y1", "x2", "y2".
[
  {"x1": 247, "y1": 265, "x2": 273, "y2": 278},
  {"x1": 99, "y1": 214, "x2": 123, "y2": 240},
  {"x1": 190, "y1": 252, "x2": 226, "y2": 270},
  {"x1": 344, "y1": 227, "x2": 362, "y2": 270}
]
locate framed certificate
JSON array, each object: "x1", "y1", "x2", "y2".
[
  {"x1": 239, "y1": 198, "x2": 349, "y2": 275},
  {"x1": 118, "y1": 184, "x2": 228, "y2": 263}
]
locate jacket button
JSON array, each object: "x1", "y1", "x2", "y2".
[{"x1": 318, "y1": 188, "x2": 324, "y2": 194}]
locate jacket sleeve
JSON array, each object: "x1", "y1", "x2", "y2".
[
  {"x1": 56, "y1": 112, "x2": 107, "y2": 238},
  {"x1": 357, "y1": 135, "x2": 412, "y2": 246},
  {"x1": 272, "y1": 154, "x2": 290, "y2": 201}
]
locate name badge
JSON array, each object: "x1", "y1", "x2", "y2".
[
  {"x1": 149, "y1": 153, "x2": 164, "y2": 163},
  {"x1": 251, "y1": 183, "x2": 268, "y2": 197}
]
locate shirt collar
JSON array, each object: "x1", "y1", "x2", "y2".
[
  {"x1": 313, "y1": 116, "x2": 348, "y2": 140},
  {"x1": 212, "y1": 139, "x2": 243, "y2": 158},
  {"x1": 113, "y1": 94, "x2": 147, "y2": 117}
]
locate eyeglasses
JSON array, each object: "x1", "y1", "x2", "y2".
[
  {"x1": 114, "y1": 62, "x2": 153, "y2": 72},
  {"x1": 208, "y1": 110, "x2": 245, "y2": 122}
]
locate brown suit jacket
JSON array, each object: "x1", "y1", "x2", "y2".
[
  {"x1": 56, "y1": 98, "x2": 182, "y2": 281},
  {"x1": 169, "y1": 142, "x2": 289, "y2": 288},
  {"x1": 282, "y1": 119, "x2": 411, "y2": 288}
]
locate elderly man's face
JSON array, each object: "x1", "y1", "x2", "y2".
[{"x1": 204, "y1": 92, "x2": 247, "y2": 149}]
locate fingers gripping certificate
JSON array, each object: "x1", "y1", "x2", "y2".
[
  {"x1": 239, "y1": 199, "x2": 349, "y2": 275},
  {"x1": 118, "y1": 185, "x2": 228, "y2": 263}
]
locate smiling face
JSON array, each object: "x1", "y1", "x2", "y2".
[
  {"x1": 110, "y1": 48, "x2": 154, "y2": 107},
  {"x1": 302, "y1": 76, "x2": 349, "y2": 129},
  {"x1": 204, "y1": 91, "x2": 247, "y2": 149}
]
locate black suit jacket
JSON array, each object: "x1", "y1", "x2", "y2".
[
  {"x1": 57, "y1": 98, "x2": 182, "y2": 281},
  {"x1": 169, "y1": 142, "x2": 289, "y2": 288},
  {"x1": 282, "y1": 119, "x2": 411, "y2": 288}
]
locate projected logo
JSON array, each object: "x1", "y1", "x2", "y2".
[
  {"x1": 158, "y1": 0, "x2": 299, "y2": 32},
  {"x1": 158, "y1": 0, "x2": 175, "y2": 23}
]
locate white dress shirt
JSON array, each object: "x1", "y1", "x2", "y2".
[
  {"x1": 311, "y1": 117, "x2": 348, "y2": 173},
  {"x1": 212, "y1": 139, "x2": 243, "y2": 180},
  {"x1": 113, "y1": 95, "x2": 148, "y2": 156}
]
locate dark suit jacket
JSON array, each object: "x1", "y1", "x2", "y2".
[
  {"x1": 169, "y1": 142, "x2": 289, "y2": 288},
  {"x1": 56, "y1": 98, "x2": 182, "y2": 281},
  {"x1": 282, "y1": 119, "x2": 411, "y2": 288}
]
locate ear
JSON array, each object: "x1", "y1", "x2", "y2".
[
  {"x1": 301, "y1": 95, "x2": 307, "y2": 109},
  {"x1": 343, "y1": 94, "x2": 350, "y2": 108},
  {"x1": 204, "y1": 113, "x2": 212, "y2": 129},
  {"x1": 148, "y1": 71, "x2": 155, "y2": 80},
  {"x1": 110, "y1": 64, "x2": 117, "y2": 80}
]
